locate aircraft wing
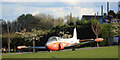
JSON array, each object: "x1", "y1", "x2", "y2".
[
  {"x1": 65, "y1": 39, "x2": 94, "y2": 47},
  {"x1": 17, "y1": 46, "x2": 46, "y2": 49},
  {"x1": 25, "y1": 46, "x2": 46, "y2": 49}
]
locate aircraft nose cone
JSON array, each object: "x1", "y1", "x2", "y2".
[{"x1": 46, "y1": 43, "x2": 59, "y2": 51}]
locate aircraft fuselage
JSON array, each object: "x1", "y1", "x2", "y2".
[{"x1": 45, "y1": 37, "x2": 79, "y2": 51}]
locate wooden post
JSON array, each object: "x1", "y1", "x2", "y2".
[
  {"x1": 96, "y1": 35, "x2": 99, "y2": 48},
  {"x1": 33, "y1": 39, "x2": 35, "y2": 53},
  {"x1": 97, "y1": 42, "x2": 99, "y2": 48}
]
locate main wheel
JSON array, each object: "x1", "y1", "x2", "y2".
[{"x1": 58, "y1": 43, "x2": 61, "y2": 51}]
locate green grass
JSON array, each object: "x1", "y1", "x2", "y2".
[
  {"x1": 2, "y1": 46, "x2": 118, "y2": 58},
  {"x1": 0, "y1": 53, "x2": 2, "y2": 59}
]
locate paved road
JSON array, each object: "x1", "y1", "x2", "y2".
[{"x1": 2, "y1": 47, "x2": 99, "y2": 55}]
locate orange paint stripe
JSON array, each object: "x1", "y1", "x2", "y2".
[{"x1": 48, "y1": 42, "x2": 71, "y2": 46}]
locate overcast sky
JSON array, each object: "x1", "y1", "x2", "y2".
[{"x1": 1, "y1": 1, "x2": 119, "y2": 21}]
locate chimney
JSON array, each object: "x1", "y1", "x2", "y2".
[
  {"x1": 97, "y1": 12, "x2": 98, "y2": 16},
  {"x1": 107, "y1": 2, "x2": 109, "y2": 13},
  {"x1": 101, "y1": 6, "x2": 103, "y2": 16},
  {"x1": 118, "y1": 1, "x2": 120, "y2": 11}
]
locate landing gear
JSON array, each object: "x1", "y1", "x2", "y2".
[
  {"x1": 58, "y1": 43, "x2": 61, "y2": 51},
  {"x1": 49, "y1": 50, "x2": 52, "y2": 52},
  {"x1": 47, "y1": 48, "x2": 52, "y2": 52},
  {"x1": 48, "y1": 50, "x2": 52, "y2": 52},
  {"x1": 72, "y1": 46, "x2": 75, "y2": 51}
]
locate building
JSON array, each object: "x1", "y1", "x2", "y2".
[
  {"x1": 82, "y1": 15, "x2": 103, "y2": 20},
  {"x1": 81, "y1": 2, "x2": 120, "y2": 45},
  {"x1": 82, "y1": 15, "x2": 105, "y2": 24},
  {"x1": 0, "y1": 19, "x2": 6, "y2": 25}
]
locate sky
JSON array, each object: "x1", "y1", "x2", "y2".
[{"x1": 0, "y1": 1, "x2": 119, "y2": 21}]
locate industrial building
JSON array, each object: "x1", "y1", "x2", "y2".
[
  {"x1": 82, "y1": 2, "x2": 120, "y2": 23},
  {"x1": 81, "y1": 2, "x2": 120, "y2": 45}
]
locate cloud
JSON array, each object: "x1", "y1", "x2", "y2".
[
  {"x1": 31, "y1": 7, "x2": 65, "y2": 17},
  {"x1": 64, "y1": 2, "x2": 79, "y2": 5},
  {"x1": 60, "y1": 0, "x2": 79, "y2": 5},
  {"x1": 0, "y1": 3, "x2": 2, "y2": 18},
  {"x1": 2, "y1": 4, "x2": 34, "y2": 20},
  {"x1": 1, "y1": 0, "x2": 119, "y2": 2},
  {"x1": 1, "y1": 0, "x2": 56, "y2": 2},
  {"x1": 32, "y1": 10, "x2": 40, "y2": 16},
  {"x1": 2, "y1": 2, "x2": 102, "y2": 21},
  {"x1": 31, "y1": 6, "x2": 95, "y2": 19},
  {"x1": 2, "y1": 4, "x2": 95, "y2": 21}
]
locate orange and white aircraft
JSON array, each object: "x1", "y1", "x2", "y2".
[{"x1": 18, "y1": 28, "x2": 103, "y2": 51}]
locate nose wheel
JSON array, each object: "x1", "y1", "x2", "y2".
[{"x1": 72, "y1": 46, "x2": 75, "y2": 51}]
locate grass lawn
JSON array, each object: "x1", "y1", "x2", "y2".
[{"x1": 2, "y1": 46, "x2": 118, "y2": 58}]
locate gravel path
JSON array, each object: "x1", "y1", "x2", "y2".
[{"x1": 2, "y1": 47, "x2": 100, "y2": 55}]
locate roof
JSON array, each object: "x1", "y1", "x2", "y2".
[
  {"x1": 82, "y1": 15, "x2": 103, "y2": 20},
  {"x1": 82, "y1": 15, "x2": 103, "y2": 17}
]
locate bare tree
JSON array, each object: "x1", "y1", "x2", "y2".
[
  {"x1": 54, "y1": 18, "x2": 64, "y2": 27},
  {"x1": 91, "y1": 20, "x2": 102, "y2": 47},
  {"x1": 7, "y1": 21, "x2": 11, "y2": 54}
]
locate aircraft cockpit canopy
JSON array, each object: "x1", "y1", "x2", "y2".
[{"x1": 48, "y1": 36, "x2": 60, "y2": 43}]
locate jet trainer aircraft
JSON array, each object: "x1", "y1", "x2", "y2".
[{"x1": 18, "y1": 28, "x2": 103, "y2": 51}]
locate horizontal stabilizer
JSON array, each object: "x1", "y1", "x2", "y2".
[{"x1": 79, "y1": 39, "x2": 94, "y2": 42}]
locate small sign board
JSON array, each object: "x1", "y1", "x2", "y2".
[{"x1": 113, "y1": 37, "x2": 118, "y2": 43}]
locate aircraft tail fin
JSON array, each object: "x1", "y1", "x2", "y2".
[{"x1": 73, "y1": 27, "x2": 77, "y2": 39}]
